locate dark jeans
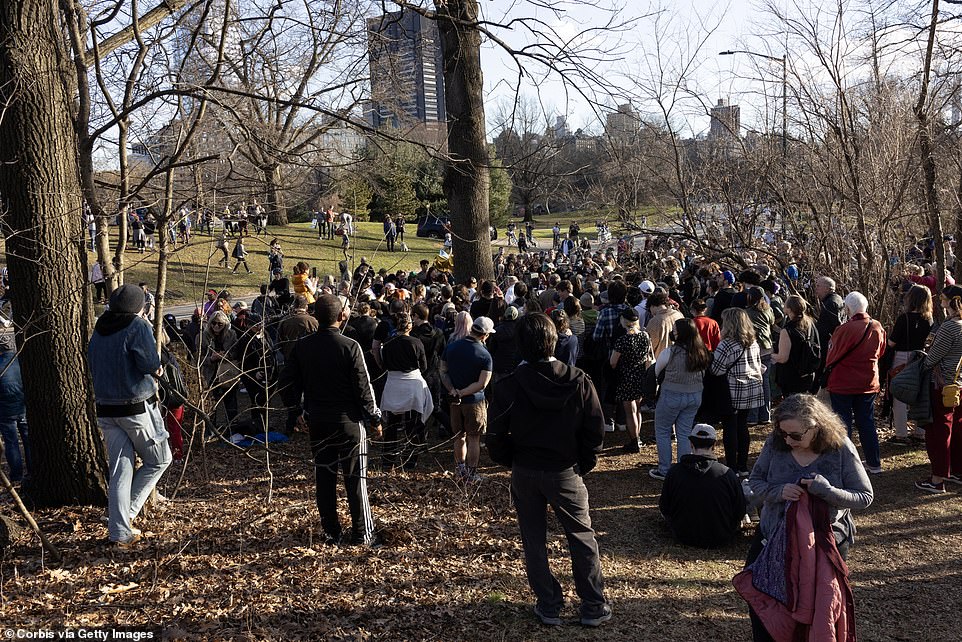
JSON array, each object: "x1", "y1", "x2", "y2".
[
  {"x1": 829, "y1": 392, "x2": 880, "y2": 468},
  {"x1": 241, "y1": 374, "x2": 269, "y2": 435},
  {"x1": 208, "y1": 384, "x2": 238, "y2": 436},
  {"x1": 745, "y1": 529, "x2": 849, "y2": 641},
  {"x1": 0, "y1": 415, "x2": 28, "y2": 482},
  {"x1": 309, "y1": 419, "x2": 374, "y2": 545},
  {"x1": 722, "y1": 408, "x2": 750, "y2": 474},
  {"x1": 510, "y1": 466, "x2": 608, "y2": 618},
  {"x1": 383, "y1": 410, "x2": 425, "y2": 470}
]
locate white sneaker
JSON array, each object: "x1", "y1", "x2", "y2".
[{"x1": 604, "y1": 421, "x2": 615, "y2": 433}]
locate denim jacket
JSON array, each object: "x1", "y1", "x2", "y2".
[{"x1": 88, "y1": 315, "x2": 160, "y2": 405}]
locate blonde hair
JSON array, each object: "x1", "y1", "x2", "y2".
[
  {"x1": 620, "y1": 315, "x2": 640, "y2": 334},
  {"x1": 720, "y1": 308, "x2": 756, "y2": 348},
  {"x1": 772, "y1": 394, "x2": 847, "y2": 453},
  {"x1": 451, "y1": 311, "x2": 473, "y2": 341}
]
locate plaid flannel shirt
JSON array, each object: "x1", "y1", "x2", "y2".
[
  {"x1": 710, "y1": 338, "x2": 764, "y2": 410},
  {"x1": 592, "y1": 303, "x2": 628, "y2": 349}
]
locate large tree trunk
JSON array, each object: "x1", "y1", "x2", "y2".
[
  {"x1": 915, "y1": 0, "x2": 945, "y2": 319},
  {"x1": 435, "y1": 0, "x2": 494, "y2": 283},
  {"x1": 954, "y1": 154, "x2": 962, "y2": 284},
  {"x1": 264, "y1": 165, "x2": 288, "y2": 226},
  {"x1": 0, "y1": 0, "x2": 108, "y2": 505}
]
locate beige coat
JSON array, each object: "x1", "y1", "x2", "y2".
[{"x1": 646, "y1": 305, "x2": 684, "y2": 361}]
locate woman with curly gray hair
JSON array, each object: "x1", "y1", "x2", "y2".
[{"x1": 745, "y1": 393, "x2": 874, "y2": 641}]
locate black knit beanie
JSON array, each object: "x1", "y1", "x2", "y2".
[{"x1": 108, "y1": 284, "x2": 144, "y2": 314}]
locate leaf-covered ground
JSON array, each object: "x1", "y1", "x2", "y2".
[{"x1": 2, "y1": 417, "x2": 961, "y2": 641}]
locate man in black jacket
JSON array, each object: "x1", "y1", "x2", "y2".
[
  {"x1": 710, "y1": 270, "x2": 737, "y2": 321},
  {"x1": 486, "y1": 313, "x2": 611, "y2": 628},
  {"x1": 486, "y1": 305, "x2": 521, "y2": 384},
  {"x1": 813, "y1": 275, "x2": 845, "y2": 392},
  {"x1": 279, "y1": 294, "x2": 382, "y2": 546},
  {"x1": 658, "y1": 424, "x2": 746, "y2": 548},
  {"x1": 410, "y1": 303, "x2": 448, "y2": 435}
]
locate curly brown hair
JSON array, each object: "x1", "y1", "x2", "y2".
[{"x1": 771, "y1": 393, "x2": 847, "y2": 453}]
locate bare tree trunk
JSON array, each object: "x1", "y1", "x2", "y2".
[
  {"x1": 264, "y1": 165, "x2": 288, "y2": 226},
  {"x1": 522, "y1": 199, "x2": 534, "y2": 223},
  {"x1": 0, "y1": 0, "x2": 108, "y2": 505},
  {"x1": 914, "y1": 0, "x2": 946, "y2": 319},
  {"x1": 954, "y1": 156, "x2": 962, "y2": 283},
  {"x1": 435, "y1": 0, "x2": 493, "y2": 283}
]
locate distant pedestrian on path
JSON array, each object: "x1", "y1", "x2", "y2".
[{"x1": 232, "y1": 237, "x2": 252, "y2": 274}]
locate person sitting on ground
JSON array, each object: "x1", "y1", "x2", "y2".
[{"x1": 659, "y1": 423, "x2": 746, "y2": 548}]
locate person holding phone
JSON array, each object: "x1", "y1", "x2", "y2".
[{"x1": 745, "y1": 393, "x2": 873, "y2": 641}]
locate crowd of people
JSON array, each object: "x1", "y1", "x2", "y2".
[{"x1": 4, "y1": 220, "x2": 962, "y2": 636}]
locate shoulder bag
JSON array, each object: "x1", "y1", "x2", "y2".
[{"x1": 699, "y1": 346, "x2": 745, "y2": 421}]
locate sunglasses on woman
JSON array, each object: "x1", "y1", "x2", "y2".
[{"x1": 779, "y1": 425, "x2": 814, "y2": 441}]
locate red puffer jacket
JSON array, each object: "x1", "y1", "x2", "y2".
[{"x1": 734, "y1": 492, "x2": 856, "y2": 642}]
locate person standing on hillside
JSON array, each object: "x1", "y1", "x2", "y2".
[
  {"x1": 812, "y1": 276, "x2": 845, "y2": 393},
  {"x1": 441, "y1": 316, "x2": 494, "y2": 482},
  {"x1": 486, "y1": 313, "x2": 610, "y2": 628},
  {"x1": 88, "y1": 285, "x2": 171, "y2": 547},
  {"x1": 279, "y1": 294, "x2": 382, "y2": 545}
]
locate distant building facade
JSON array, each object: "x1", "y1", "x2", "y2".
[
  {"x1": 367, "y1": 9, "x2": 446, "y2": 145},
  {"x1": 709, "y1": 98, "x2": 740, "y2": 139},
  {"x1": 606, "y1": 103, "x2": 642, "y2": 141}
]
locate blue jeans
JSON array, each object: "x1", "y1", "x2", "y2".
[
  {"x1": 99, "y1": 402, "x2": 172, "y2": 542},
  {"x1": 0, "y1": 415, "x2": 28, "y2": 482},
  {"x1": 748, "y1": 354, "x2": 773, "y2": 424},
  {"x1": 654, "y1": 389, "x2": 702, "y2": 474},
  {"x1": 830, "y1": 392, "x2": 880, "y2": 468}
]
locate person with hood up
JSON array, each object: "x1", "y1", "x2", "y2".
[
  {"x1": 88, "y1": 285, "x2": 171, "y2": 547},
  {"x1": 658, "y1": 424, "x2": 746, "y2": 548},
  {"x1": 486, "y1": 312, "x2": 611, "y2": 628}
]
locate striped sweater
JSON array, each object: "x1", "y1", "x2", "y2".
[{"x1": 925, "y1": 318, "x2": 962, "y2": 386}]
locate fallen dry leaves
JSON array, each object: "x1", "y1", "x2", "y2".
[{"x1": 1, "y1": 418, "x2": 961, "y2": 640}]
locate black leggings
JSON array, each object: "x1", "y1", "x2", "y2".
[
  {"x1": 745, "y1": 529, "x2": 850, "y2": 641},
  {"x1": 723, "y1": 408, "x2": 750, "y2": 474}
]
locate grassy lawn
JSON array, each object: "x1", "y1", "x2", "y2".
[
  {"x1": 99, "y1": 222, "x2": 449, "y2": 305},
  {"x1": 2, "y1": 209, "x2": 676, "y2": 307}
]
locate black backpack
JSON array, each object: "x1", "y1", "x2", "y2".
[
  {"x1": 794, "y1": 326, "x2": 821, "y2": 376},
  {"x1": 157, "y1": 346, "x2": 188, "y2": 408}
]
